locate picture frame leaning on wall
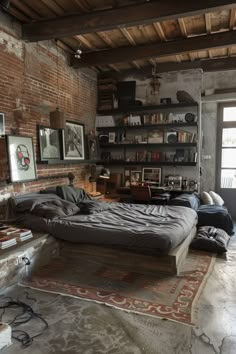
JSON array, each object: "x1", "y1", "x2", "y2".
[{"x1": 62, "y1": 121, "x2": 85, "y2": 160}]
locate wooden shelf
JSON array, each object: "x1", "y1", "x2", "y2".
[
  {"x1": 97, "y1": 102, "x2": 198, "y2": 116},
  {"x1": 37, "y1": 159, "x2": 97, "y2": 165},
  {"x1": 100, "y1": 143, "x2": 197, "y2": 148},
  {"x1": 97, "y1": 122, "x2": 197, "y2": 131},
  {"x1": 96, "y1": 161, "x2": 197, "y2": 166}
]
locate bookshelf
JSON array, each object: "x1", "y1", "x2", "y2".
[{"x1": 96, "y1": 102, "x2": 200, "y2": 187}]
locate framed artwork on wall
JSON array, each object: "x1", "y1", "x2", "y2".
[
  {"x1": 142, "y1": 167, "x2": 162, "y2": 185},
  {"x1": 38, "y1": 126, "x2": 61, "y2": 161},
  {"x1": 6, "y1": 135, "x2": 37, "y2": 182},
  {"x1": 62, "y1": 121, "x2": 85, "y2": 160},
  {"x1": 0, "y1": 113, "x2": 5, "y2": 136}
]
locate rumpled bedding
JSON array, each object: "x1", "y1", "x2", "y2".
[{"x1": 6, "y1": 193, "x2": 197, "y2": 254}]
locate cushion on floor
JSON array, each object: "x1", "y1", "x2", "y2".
[
  {"x1": 190, "y1": 226, "x2": 230, "y2": 253},
  {"x1": 197, "y1": 205, "x2": 234, "y2": 235}
]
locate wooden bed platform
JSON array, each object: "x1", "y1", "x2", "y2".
[{"x1": 60, "y1": 226, "x2": 197, "y2": 275}]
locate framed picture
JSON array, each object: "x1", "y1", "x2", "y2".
[
  {"x1": 38, "y1": 126, "x2": 61, "y2": 161},
  {"x1": 6, "y1": 135, "x2": 37, "y2": 182},
  {"x1": 0, "y1": 113, "x2": 5, "y2": 136},
  {"x1": 108, "y1": 132, "x2": 116, "y2": 143},
  {"x1": 130, "y1": 170, "x2": 142, "y2": 185},
  {"x1": 142, "y1": 167, "x2": 162, "y2": 185},
  {"x1": 62, "y1": 121, "x2": 85, "y2": 160}
]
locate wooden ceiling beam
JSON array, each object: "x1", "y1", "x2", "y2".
[
  {"x1": 22, "y1": 0, "x2": 236, "y2": 42},
  {"x1": 72, "y1": 30, "x2": 236, "y2": 67},
  {"x1": 102, "y1": 57, "x2": 236, "y2": 78}
]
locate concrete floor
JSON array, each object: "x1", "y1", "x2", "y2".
[{"x1": 2, "y1": 235, "x2": 236, "y2": 354}]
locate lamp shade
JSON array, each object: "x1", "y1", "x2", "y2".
[
  {"x1": 50, "y1": 107, "x2": 65, "y2": 129},
  {"x1": 99, "y1": 168, "x2": 110, "y2": 179}
]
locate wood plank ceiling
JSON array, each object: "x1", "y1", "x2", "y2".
[{"x1": 3, "y1": 0, "x2": 236, "y2": 73}]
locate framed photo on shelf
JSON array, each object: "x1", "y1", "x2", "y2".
[
  {"x1": 130, "y1": 170, "x2": 142, "y2": 185},
  {"x1": 62, "y1": 121, "x2": 85, "y2": 160},
  {"x1": 6, "y1": 135, "x2": 37, "y2": 182},
  {"x1": 142, "y1": 167, "x2": 162, "y2": 185},
  {"x1": 108, "y1": 132, "x2": 116, "y2": 143},
  {"x1": 0, "y1": 113, "x2": 5, "y2": 136},
  {"x1": 38, "y1": 126, "x2": 61, "y2": 161}
]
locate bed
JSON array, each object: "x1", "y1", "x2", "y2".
[{"x1": 6, "y1": 186, "x2": 198, "y2": 274}]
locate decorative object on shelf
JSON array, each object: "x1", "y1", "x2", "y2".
[
  {"x1": 6, "y1": 135, "x2": 37, "y2": 183},
  {"x1": 87, "y1": 131, "x2": 98, "y2": 160},
  {"x1": 50, "y1": 42, "x2": 65, "y2": 129},
  {"x1": 128, "y1": 115, "x2": 141, "y2": 125},
  {"x1": 148, "y1": 130, "x2": 163, "y2": 143},
  {"x1": 99, "y1": 135, "x2": 109, "y2": 144},
  {"x1": 142, "y1": 167, "x2": 162, "y2": 185},
  {"x1": 68, "y1": 172, "x2": 75, "y2": 186},
  {"x1": 130, "y1": 170, "x2": 142, "y2": 185},
  {"x1": 185, "y1": 113, "x2": 195, "y2": 123},
  {"x1": 174, "y1": 149, "x2": 185, "y2": 162},
  {"x1": 0, "y1": 113, "x2": 5, "y2": 136},
  {"x1": 160, "y1": 98, "x2": 172, "y2": 105},
  {"x1": 108, "y1": 132, "x2": 116, "y2": 143},
  {"x1": 38, "y1": 126, "x2": 61, "y2": 161},
  {"x1": 62, "y1": 121, "x2": 85, "y2": 160},
  {"x1": 99, "y1": 168, "x2": 110, "y2": 179},
  {"x1": 166, "y1": 175, "x2": 182, "y2": 190},
  {"x1": 96, "y1": 115, "x2": 115, "y2": 127},
  {"x1": 166, "y1": 131, "x2": 178, "y2": 143},
  {"x1": 176, "y1": 91, "x2": 195, "y2": 103}
]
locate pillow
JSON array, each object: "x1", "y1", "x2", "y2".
[
  {"x1": 168, "y1": 193, "x2": 200, "y2": 210},
  {"x1": 56, "y1": 185, "x2": 91, "y2": 204},
  {"x1": 31, "y1": 199, "x2": 80, "y2": 219},
  {"x1": 190, "y1": 226, "x2": 230, "y2": 254},
  {"x1": 197, "y1": 205, "x2": 234, "y2": 235},
  {"x1": 209, "y1": 191, "x2": 224, "y2": 206},
  {"x1": 201, "y1": 191, "x2": 214, "y2": 205}
]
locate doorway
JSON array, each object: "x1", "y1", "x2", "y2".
[{"x1": 216, "y1": 103, "x2": 236, "y2": 220}]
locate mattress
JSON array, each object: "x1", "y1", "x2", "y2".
[{"x1": 7, "y1": 195, "x2": 197, "y2": 254}]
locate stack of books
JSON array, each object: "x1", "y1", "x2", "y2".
[{"x1": 0, "y1": 224, "x2": 33, "y2": 249}]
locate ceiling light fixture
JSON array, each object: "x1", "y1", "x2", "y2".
[{"x1": 75, "y1": 48, "x2": 82, "y2": 59}]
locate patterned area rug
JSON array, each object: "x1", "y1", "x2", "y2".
[{"x1": 23, "y1": 249, "x2": 215, "y2": 325}]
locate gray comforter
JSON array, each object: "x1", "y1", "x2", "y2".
[{"x1": 7, "y1": 193, "x2": 197, "y2": 254}]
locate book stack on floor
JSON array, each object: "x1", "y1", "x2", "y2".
[{"x1": 0, "y1": 224, "x2": 33, "y2": 249}]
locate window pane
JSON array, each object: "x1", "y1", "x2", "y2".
[
  {"x1": 221, "y1": 169, "x2": 236, "y2": 188},
  {"x1": 222, "y1": 149, "x2": 236, "y2": 168},
  {"x1": 223, "y1": 107, "x2": 236, "y2": 122},
  {"x1": 222, "y1": 128, "x2": 236, "y2": 147}
]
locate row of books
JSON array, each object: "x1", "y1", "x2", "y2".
[
  {"x1": 0, "y1": 224, "x2": 33, "y2": 249},
  {"x1": 177, "y1": 131, "x2": 197, "y2": 143}
]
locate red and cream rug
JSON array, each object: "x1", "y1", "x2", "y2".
[{"x1": 23, "y1": 249, "x2": 215, "y2": 325}]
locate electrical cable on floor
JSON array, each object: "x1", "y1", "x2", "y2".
[{"x1": 0, "y1": 295, "x2": 49, "y2": 347}]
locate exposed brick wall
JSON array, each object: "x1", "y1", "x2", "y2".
[{"x1": 0, "y1": 12, "x2": 97, "y2": 202}]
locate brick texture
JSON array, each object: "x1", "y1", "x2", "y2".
[{"x1": 0, "y1": 24, "x2": 97, "y2": 199}]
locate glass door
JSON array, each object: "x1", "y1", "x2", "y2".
[{"x1": 217, "y1": 104, "x2": 236, "y2": 220}]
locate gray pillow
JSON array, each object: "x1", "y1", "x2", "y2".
[{"x1": 190, "y1": 226, "x2": 230, "y2": 253}]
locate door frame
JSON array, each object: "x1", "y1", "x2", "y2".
[{"x1": 216, "y1": 101, "x2": 236, "y2": 192}]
